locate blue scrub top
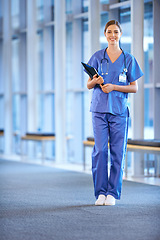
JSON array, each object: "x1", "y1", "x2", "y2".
[{"x1": 87, "y1": 49, "x2": 144, "y2": 115}]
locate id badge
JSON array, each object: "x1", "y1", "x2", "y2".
[{"x1": 119, "y1": 73, "x2": 126, "y2": 83}]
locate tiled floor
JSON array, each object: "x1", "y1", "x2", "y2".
[{"x1": 1, "y1": 154, "x2": 160, "y2": 186}]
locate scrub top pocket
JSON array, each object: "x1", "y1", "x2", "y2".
[
  {"x1": 90, "y1": 88, "x2": 103, "y2": 111},
  {"x1": 111, "y1": 91, "x2": 128, "y2": 115},
  {"x1": 114, "y1": 91, "x2": 127, "y2": 99}
]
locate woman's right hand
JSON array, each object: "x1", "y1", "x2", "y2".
[
  {"x1": 87, "y1": 74, "x2": 104, "y2": 89},
  {"x1": 93, "y1": 75, "x2": 104, "y2": 85}
]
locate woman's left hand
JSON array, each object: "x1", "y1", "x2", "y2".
[{"x1": 100, "y1": 83, "x2": 114, "y2": 93}]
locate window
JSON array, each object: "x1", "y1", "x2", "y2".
[
  {"x1": 66, "y1": 0, "x2": 72, "y2": 14},
  {"x1": 120, "y1": 6, "x2": 131, "y2": 52},
  {"x1": 0, "y1": 0, "x2": 157, "y2": 164},
  {"x1": 82, "y1": 0, "x2": 88, "y2": 12},
  {"x1": 11, "y1": 0, "x2": 20, "y2": 30},
  {"x1": 100, "y1": 13, "x2": 109, "y2": 49},
  {"x1": 37, "y1": 0, "x2": 44, "y2": 23},
  {"x1": 144, "y1": 1, "x2": 153, "y2": 138}
]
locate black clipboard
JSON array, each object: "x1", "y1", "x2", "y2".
[
  {"x1": 81, "y1": 62, "x2": 99, "y2": 79},
  {"x1": 81, "y1": 62, "x2": 104, "y2": 85}
]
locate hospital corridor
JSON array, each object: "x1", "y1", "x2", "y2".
[{"x1": 0, "y1": 0, "x2": 160, "y2": 240}]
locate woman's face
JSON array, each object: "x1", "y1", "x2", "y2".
[{"x1": 104, "y1": 24, "x2": 122, "y2": 45}]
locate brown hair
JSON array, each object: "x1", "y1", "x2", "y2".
[{"x1": 104, "y1": 20, "x2": 122, "y2": 33}]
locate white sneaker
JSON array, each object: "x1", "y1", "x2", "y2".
[
  {"x1": 105, "y1": 195, "x2": 116, "y2": 206},
  {"x1": 95, "y1": 194, "x2": 106, "y2": 206}
]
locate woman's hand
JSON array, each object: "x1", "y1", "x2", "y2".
[
  {"x1": 101, "y1": 83, "x2": 114, "y2": 93},
  {"x1": 93, "y1": 75, "x2": 104, "y2": 85},
  {"x1": 87, "y1": 74, "x2": 104, "y2": 89}
]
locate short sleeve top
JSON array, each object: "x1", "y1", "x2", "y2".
[{"x1": 87, "y1": 48, "x2": 144, "y2": 115}]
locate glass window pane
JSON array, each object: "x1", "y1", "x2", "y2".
[
  {"x1": 120, "y1": 6, "x2": 132, "y2": 137},
  {"x1": 11, "y1": 0, "x2": 20, "y2": 30},
  {"x1": 37, "y1": 0, "x2": 44, "y2": 22},
  {"x1": 51, "y1": 0, "x2": 54, "y2": 21},
  {"x1": 144, "y1": 1, "x2": 154, "y2": 139},
  {"x1": 82, "y1": 91, "x2": 92, "y2": 139},
  {"x1": 37, "y1": 94, "x2": 55, "y2": 132},
  {"x1": 0, "y1": 1, "x2": 2, "y2": 35},
  {"x1": 37, "y1": 31, "x2": 44, "y2": 91},
  {"x1": 82, "y1": 0, "x2": 88, "y2": 13},
  {"x1": 66, "y1": 92, "x2": 74, "y2": 161},
  {"x1": 0, "y1": 96, "x2": 4, "y2": 128},
  {"x1": 82, "y1": 20, "x2": 89, "y2": 62},
  {"x1": 66, "y1": 23, "x2": 73, "y2": 89},
  {"x1": 37, "y1": 94, "x2": 44, "y2": 131},
  {"x1": 100, "y1": 13, "x2": 108, "y2": 49},
  {"x1": 120, "y1": 6, "x2": 131, "y2": 52},
  {"x1": 144, "y1": 2, "x2": 153, "y2": 84},
  {"x1": 21, "y1": 95, "x2": 27, "y2": 133},
  {"x1": 66, "y1": 0, "x2": 72, "y2": 14},
  {"x1": 144, "y1": 88, "x2": 154, "y2": 139},
  {"x1": 100, "y1": 0, "x2": 109, "y2": 3},
  {"x1": 19, "y1": 33, "x2": 27, "y2": 93},
  {"x1": 66, "y1": 92, "x2": 74, "y2": 136},
  {"x1": 52, "y1": 27, "x2": 55, "y2": 90},
  {"x1": 0, "y1": 39, "x2": 3, "y2": 92},
  {"x1": 0, "y1": 95, "x2": 4, "y2": 151},
  {"x1": 82, "y1": 20, "x2": 89, "y2": 87},
  {"x1": 13, "y1": 95, "x2": 20, "y2": 131},
  {"x1": 12, "y1": 38, "x2": 20, "y2": 92}
]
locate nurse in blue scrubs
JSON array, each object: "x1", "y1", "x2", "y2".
[{"x1": 87, "y1": 20, "x2": 143, "y2": 206}]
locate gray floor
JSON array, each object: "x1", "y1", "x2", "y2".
[{"x1": 0, "y1": 159, "x2": 160, "y2": 240}]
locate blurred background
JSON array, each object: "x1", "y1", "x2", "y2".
[{"x1": 0, "y1": 0, "x2": 160, "y2": 181}]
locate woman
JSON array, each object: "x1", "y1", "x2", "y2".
[{"x1": 86, "y1": 20, "x2": 143, "y2": 206}]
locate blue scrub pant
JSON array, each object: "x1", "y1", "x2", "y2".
[{"x1": 92, "y1": 110, "x2": 129, "y2": 200}]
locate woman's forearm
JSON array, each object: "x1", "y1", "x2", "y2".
[
  {"x1": 101, "y1": 81, "x2": 138, "y2": 94},
  {"x1": 87, "y1": 78, "x2": 97, "y2": 89},
  {"x1": 113, "y1": 83, "x2": 138, "y2": 93}
]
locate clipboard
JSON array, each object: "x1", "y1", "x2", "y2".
[
  {"x1": 81, "y1": 62, "x2": 104, "y2": 85},
  {"x1": 81, "y1": 62, "x2": 99, "y2": 79}
]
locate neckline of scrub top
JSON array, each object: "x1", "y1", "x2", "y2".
[{"x1": 106, "y1": 49, "x2": 123, "y2": 64}]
